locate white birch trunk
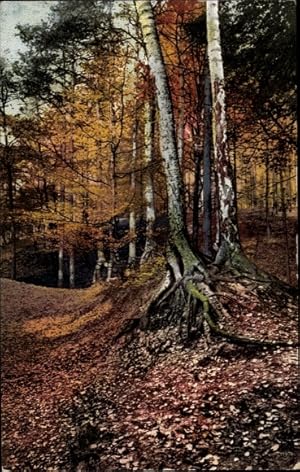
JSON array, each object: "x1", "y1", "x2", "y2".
[
  {"x1": 93, "y1": 245, "x2": 106, "y2": 283},
  {"x1": 141, "y1": 97, "x2": 156, "y2": 263},
  {"x1": 107, "y1": 258, "x2": 113, "y2": 281},
  {"x1": 206, "y1": 1, "x2": 240, "y2": 255},
  {"x1": 135, "y1": 0, "x2": 203, "y2": 272}
]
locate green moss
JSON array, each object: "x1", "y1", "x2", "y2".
[{"x1": 127, "y1": 256, "x2": 166, "y2": 287}]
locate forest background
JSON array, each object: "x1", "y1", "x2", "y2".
[{"x1": 0, "y1": 0, "x2": 297, "y2": 288}]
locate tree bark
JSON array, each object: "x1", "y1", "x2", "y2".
[
  {"x1": 265, "y1": 147, "x2": 271, "y2": 239},
  {"x1": 191, "y1": 130, "x2": 202, "y2": 252},
  {"x1": 58, "y1": 240, "x2": 64, "y2": 288},
  {"x1": 135, "y1": 0, "x2": 205, "y2": 275},
  {"x1": 58, "y1": 184, "x2": 65, "y2": 288},
  {"x1": 128, "y1": 118, "x2": 138, "y2": 267},
  {"x1": 206, "y1": 1, "x2": 240, "y2": 262},
  {"x1": 141, "y1": 96, "x2": 156, "y2": 263},
  {"x1": 69, "y1": 246, "x2": 75, "y2": 288},
  {"x1": 93, "y1": 245, "x2": 106, "y2": 283},
  {"x1": 177, "y1": 67, "x2": 185, "y2": 167},
  {"x1": 279, "y1": 168, "x2": 291, "y2": 283},
  {"x1": 202, "y1": 63, "x2": 212, "y2": 257}
]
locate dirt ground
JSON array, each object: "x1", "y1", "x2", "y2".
[{"x1": 1, "y1": 213, "x2": 299, "y2": 471}]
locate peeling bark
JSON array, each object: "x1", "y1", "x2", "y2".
[
  {"x1": 206, "y1": 1, "x2": 240, "y2": 259},
  {"x1": 141, "y1": 96, "x2": 156, "y2": 263},
  {"x1": 135, "y1": 0, "x2": 205, "y2": 274}
]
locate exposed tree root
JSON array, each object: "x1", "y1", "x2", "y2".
[
  {"x1": 185, "y1": 280, "x2": 297, "y2": 347},
  {"x1": 116, "y1": 247, "x2": 297, "y2": 350}
]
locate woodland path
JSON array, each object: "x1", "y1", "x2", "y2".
[{"x1": 1, "y1": 268, "x2": 298, "y2": 471}]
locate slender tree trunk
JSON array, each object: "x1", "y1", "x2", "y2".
[
  {"x1": 206, "y1": 1, "x2": 240, "y2": 262},
  {"x1": 58, "y1": 184, "x2": 65, "y2": 288},
  {"x1": 265, "y1": 150, "x2": 271, "y2": 239},
  {"x1": 279, "y1": 168, "x2": 291, "y2": 283},
  {"x1": 107, "y1": 102, "x2": 117, "y2": 281},
  {"x1": 58, "y1": 239, "x2": 64, "y2": 288},
  {"x1": 191, "y1": 130, "x2": 202, "y2": 251},
  {"x1": 202, "y1": 63, "x2": 212, "y2": 257},
  {"x1": 68, "y1": 190, "x2": 76, "y2": 289},
  {"x1": 7, "y1": 161, "x2": 17, "y2": 280},
  {"x1": 3, "y1": 110, "x2": 16, "y2": 280},
  {"x1": 93, "y1": 244, "x2": 106, "y2": 283},
  {"x1": 69, "y1": 246, "x2": 75, "y2": 288},
  {"x1": 141, "y1": 96, "x2": 156, "y2": 263},
  {"x1": 128, "y1": 118, "x2": 138, "y2": 267},
  {"x1": 135, "y1": 0, "x2": 204, "y2": 274},
  {"x1": 177, "y1": 67, "x2": 185, "y2": 167}
]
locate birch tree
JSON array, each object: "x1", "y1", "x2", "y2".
[
  {"x1": 140, "y1": 95, "x2": 157, "y2": 263},
  {"x1": 206, "y1": 1, "x2": 240, "y2": 260},
  {"x1": 132, "y1": 0, "x2": 296, "y2": 347},
  {"x1": 134, "y1": 0, "x2": 203, "y2": 275}
]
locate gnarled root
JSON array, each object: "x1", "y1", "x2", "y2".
[
  {"x1": 116, "y1": 247, "x2": 298, "y2": 350},
  {"x1": 185, "y1": 280, "x2": 297, "y2": 347}
]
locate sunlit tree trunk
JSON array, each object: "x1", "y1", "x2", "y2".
[
  {"x1": 141, "y1": 96, "x2": 156, "y2": 263},
  {"x1": 206, "y1": 0, "x2": 240, "y2": 262},
  {"x1": 107, "y1": 103, "x2": 117, "y2": 281},
  {"x1": 135, "y1": 0, "x2": 204, "y2": 274},
  {"x1": 93, "y1": 244, "x2": 106, "y2": 283}
]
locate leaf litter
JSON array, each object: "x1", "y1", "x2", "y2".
[{"x1": 1, "y1": 273, "x2": 298, "y2": 471}]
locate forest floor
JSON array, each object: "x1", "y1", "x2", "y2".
[{"x1": 1, "y1": 213, "x2": 299, "y2": 471}]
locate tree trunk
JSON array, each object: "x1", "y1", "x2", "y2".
[
  {"x1": 93, "y1": 245, "x2": 106, "y2": 283},
  {"x1": 3, "y1": 109, "x2": 17, "y2": 280},
  {"x1": 265, "y1": 149, "x2": 271, "y2": 239},
  {"x1": 58, "y1": 240, "x2": 64, "y2": 288},
  {"x1": 191, "y1": 130, "x2": 202, "y2": 252},
  {"x1": 177, "y1": 67, "x2": 185, "y2": 167},
  {"x1": 135, "y1": 0, "x2": 204, "y2": 275},
  {"x1": 7, "y1": 161, "x2": 17, "y2": 280},
  {"x1": 57, "y1": 183, "x2": 65, "y2": 288},
  {"x1": 141, "y1": 96, "x2": 156, "y2": 263},
  {"x1": 202, "y1": 63, "x2": 212, "y2": 257},
  {"x1": 128, "y1": 118, "x2": 138, "y2": 267},
  {"x1": 107, "y1": 101, "x2": 117, "y2": 281},
  {"x1": 279, "y1": 168, "x2": 291, "y2": 284},
  {"x1": 206, "y1": 0, "x2": 240, "y2": 262},
  {"x1": 129, "y1": 0, "x2": 297, "y2": 349},
  {"x1": 69, "y1": 246, "x2": 75, "y2": 288}
]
